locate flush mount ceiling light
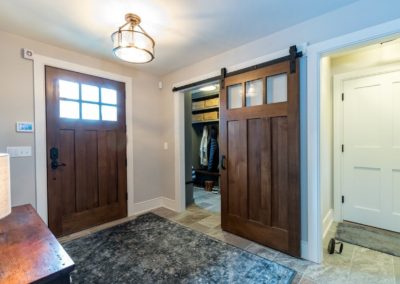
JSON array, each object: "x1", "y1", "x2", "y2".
[{"x1": 111, "y1": 13, "x2": 155, "y2": 64}]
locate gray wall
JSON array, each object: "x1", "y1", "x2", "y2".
[
  {"x1": 0, "y1": 30, "x2": 163, "y2": 208},
  {"x1": 159, "y1": 0, "x2": 400, "y2": 243}
]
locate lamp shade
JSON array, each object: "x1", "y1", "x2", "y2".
[{"x1": 0, "y1": 153, "x2": 11, "y2": 219}]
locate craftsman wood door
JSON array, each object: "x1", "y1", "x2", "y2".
[
  {"x1": 220, "y1": 60, "x2": 300, "y2": 256},
  {"x1": 45, "y1": 66, "x2": 127, "y2": 237}
]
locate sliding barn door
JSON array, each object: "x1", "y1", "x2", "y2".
[
  {"x1": 220, "y1": 60, "x2": 300, "y2": 256},
  {"x1": 46, "y1": 66, "x2": 127, "y2": 237}
]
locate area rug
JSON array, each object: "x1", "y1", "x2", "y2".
[
  {"x1": 63, "y1": 213, "x2": 295, "y2": 283},
  {"x1": 336, "y1": 222, "x2": 400, "y2": 257}
]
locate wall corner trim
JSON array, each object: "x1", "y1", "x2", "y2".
[{"x1": 322, "y1": 209, "x2": 334, "y2": 239}]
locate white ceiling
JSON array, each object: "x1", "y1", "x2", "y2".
[{"x1": 0, "y1": 0, "x2": 359, "y2": 76}]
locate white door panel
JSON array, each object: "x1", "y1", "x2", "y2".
[{"x1": 342, "y1": 71, "x2": 400, "y2": 232}]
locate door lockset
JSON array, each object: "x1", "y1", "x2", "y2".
[{"x1": 50, "y1": 147, "x2": 66, "y2": 170}]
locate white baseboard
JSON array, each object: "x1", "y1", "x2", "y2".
[
  {"x1": 322, "y1": 209, "x2": 334, "y2": 239},
  {"x1": 161, "y1": 197, "x2": 177, "y2": 211},
  {"x1": 132, "y1": 197, "x2": 178, "y2": 216},
  {"x1": 301, "y1": 240, "x2": 308, "y2": 260}
]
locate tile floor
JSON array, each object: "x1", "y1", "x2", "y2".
[
  {"x1": 192, "y1": 186, "x2": 220, "y2": 213},
  {"x1": 152, "y1": 205, "x2": 400, "y2": 284}
]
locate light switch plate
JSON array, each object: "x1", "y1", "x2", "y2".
[{"x1": 6, "y1": 146, "x2": 32, "y2": 158}]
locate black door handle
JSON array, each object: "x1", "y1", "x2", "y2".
[
  {"x1": 51, "y1": 161, "x2": 67, "y2": 170},
  {"x1": 221, "y1": 155, "x2": 226, "y2": 170},
  {"x1": 50, "y1": 147, "x2": 66, "y2": 170}
]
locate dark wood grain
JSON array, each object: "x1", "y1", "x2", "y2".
[
  {"x1": 0, "y1": 205, "x2": 74, "y2": 283},
  {"x1": 220, "y1": 60, "x2": 300, "y2": 257},
  {"x1": 45, "y1": 66, "x2": 127, "y2": 237}
]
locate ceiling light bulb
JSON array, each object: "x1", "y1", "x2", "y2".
[{"x1": 199, "y1": 85, "x2": 217, "y2": 92}]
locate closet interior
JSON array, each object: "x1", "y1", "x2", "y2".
[{"x1": 184, "y1": 83, "x2": 221, "y2": 213}]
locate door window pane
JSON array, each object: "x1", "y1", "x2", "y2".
[
  {"x1": 246, "y1": 79, "x2": 263, "y2": 107},
  {"x1": 228, "y1": 84, "x2": 243, "y2": 109},
  {"x1": 59, "y1": 80, "x2": 79, "y2": 100},
  {"x1": 102, "y1": 105, "x2": 118, "y2": 121},
  {"x1": 101, "y1": 88, "x2": 117, "y2": 105},
  {"x1": 60, "y1": 100, "x2": 79, "y2": 119},
  {"x1": 82, "y1": 84, "x2": 99, "y2": 102},
  {"x1": 267, "y1": 73, "x2": 287, "y2": 104},
  {"x1": 82, "y1": 103, "x2": 99, "y2": 120}
]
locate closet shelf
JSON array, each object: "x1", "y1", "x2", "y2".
[
  {"x1": 192, "y1": 106, "x2": 219, "y2": 113},
  {"x1": 192, "y1": 119, "x2": 219, "y2": 124}
]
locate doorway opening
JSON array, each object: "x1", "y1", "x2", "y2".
[
  {"x1": 184, "y1": 83, "x2": 221, "y2": 215},
  {"x1": 319, "y1": 35, "x2": 400, "y2": 277}
]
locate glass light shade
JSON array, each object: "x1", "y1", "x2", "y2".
[
  {"x1": 112, "y1": 29, "x2": 154, "y2": 63},
  {"x1": 0, "y1": 153, "x2": 11, "y2": 219}
]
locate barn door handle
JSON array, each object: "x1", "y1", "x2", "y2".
[
  {"x1": 50, "y1": 147, "x2": 66, "y2": 170},
  {"x1": 221, "y1": 155, "x2": 226, "y2": 170}
]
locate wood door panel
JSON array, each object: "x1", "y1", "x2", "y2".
[
  {"x1": 59, "y1": 129, "x2": 76, "y2": 216},
  {"x1": 75, "y1": 130, "x2": 99, "y2": 212},
  {"x1": 46, "y1": 66, "x2": 127, "y2": 237},
  {"x1": 98, "y1": 131, "x2": 118, "y2": 206},
  {"x1": 271, "y1": 116, "x2": 289, "y2": 230},
  {"x1": 227, "y1": 120, "x2": 247, "y2": 218},
  {"x1": 221, "y1": 59, "x2": 300, "y2": 257},
  {"x1": 62, "y1": 203, "x2": 124, "y2": 235},
  {"x1": 248, "y1": 118, "x2": 271, "y2": 226},
  {"x1": 224, "y1": 214, "x2": 289, "y2": 252}
]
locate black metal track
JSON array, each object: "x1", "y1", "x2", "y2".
[{"x1": 172, "y1": 46, "x2": 303, "y2": 92}]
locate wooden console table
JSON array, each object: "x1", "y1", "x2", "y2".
[{"x1": 0, "y1": 204, "x2": 74, "y2": 283}]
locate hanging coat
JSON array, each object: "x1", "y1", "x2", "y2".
[
  {"x1": 207, "y1": 137, "x2": 219, "y2": 172},
  {"x1": 200, "y1": 126, "x2": 208, "y2": 167}
]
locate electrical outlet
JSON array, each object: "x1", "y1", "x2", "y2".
[{"x1": 6, "y1": 146, "x2": 32, "y2": 158}]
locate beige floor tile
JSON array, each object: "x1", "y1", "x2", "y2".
[
  {"x1": 291, "y1": 272, "x2": 303, "y2": 284},
  {"x1": 274, "y1": 253, "x2": 313, "y2": 274},
  {"x1": 152, "y1": 207, "x2": 178, "y2": 218},
  {"x1": 197, "y1": 214, "x2": 221, "y2": 229},
  {"x1": 304, "y1": 262, "x2": 351, "y2": 284},
  {"x1": 244, "y1": 242, "x2": 279, "y2": 261},
  {"x1": 299, "y1": 274, "x2": 317, "y2": 284},
  {"x1": 348, "y1": 246, "x2": 395, "y2": 284},
  {"x1": 186, "y1": 222, "x2": 212, "y2": 234},
  {"x1": 394, "y1": 257, "x2": 400, "y2": 284}
]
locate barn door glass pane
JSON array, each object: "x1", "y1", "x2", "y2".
[
  {"x1": 266, "y1": 73, "x2": 287, "y2": 104},
  {"x1": 246, "y1": 79, "x2": 263, "y2": 106},
  {"x1": 227, "y1": 84, "x2": 243, "y2": 109}
]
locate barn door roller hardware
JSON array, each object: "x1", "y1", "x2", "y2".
[{"x1": 172, "y1": 45, "x2": 303, "y2": 92}]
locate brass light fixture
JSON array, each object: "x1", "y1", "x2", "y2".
[{"x1": 111, "y1": 13, "x2": 155, "y2": 63}]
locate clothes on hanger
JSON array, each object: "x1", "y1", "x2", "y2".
[
  {"x1": 200, "y1": 125, "x2": 208, "y2": 166},
  {"x1": 207, "y1": 126, "x2": 219, "y2": 172}
]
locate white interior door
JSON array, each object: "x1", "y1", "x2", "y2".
[{"x1": 342, "y1": 70, "x2": 400, "y2": 232}]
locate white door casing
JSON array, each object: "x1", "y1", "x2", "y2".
[{"x1": 337, "y1": 68, "x2": 400, "y2": 232}]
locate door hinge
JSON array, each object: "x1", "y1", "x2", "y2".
[
  {"x1": 341, "y1": 144, "x2": 344, "y2": 152},
  {"x1": 342, "y1": 93, "x2": 344, "y2": 101},
  {"x1": 342, "y1": 195, "x2": 345, "y2": 204}
]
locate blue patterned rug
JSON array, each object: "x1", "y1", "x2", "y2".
[{"x1": 63, "y1": 213, "x2": 296, "y2": 283}]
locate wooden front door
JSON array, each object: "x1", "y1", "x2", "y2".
[
  {"x1": 220, "y1": 60, "x2": 300, "y2": 256},
  {"x1": 45, "y1": 66, "x2": 127, "y2": 237}
]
